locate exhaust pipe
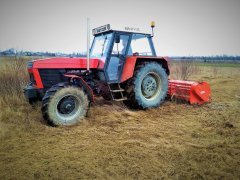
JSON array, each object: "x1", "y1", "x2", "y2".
[{"x1": 86, "y1": 17, "x2": 90, "y2": 72}]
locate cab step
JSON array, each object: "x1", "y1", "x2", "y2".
[
  {"x1": 108, "y1": 83, "x2": 127, "y2": 101},
  {"x1": 110, "y1": 89, "x2": 125, "y2": 92},
  {"x1": 114, "y1": 97, "x2": 128, "y2": 101}
]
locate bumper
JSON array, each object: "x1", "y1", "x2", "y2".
[{"x1": 23, "y1": 84, "x2": 44, "y2": 103}]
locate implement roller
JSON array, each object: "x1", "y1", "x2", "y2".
[{"x1": 168, "y1": 80, "x2": 211, "y2": 105}]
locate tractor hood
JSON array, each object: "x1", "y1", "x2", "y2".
[{"x1": 29, "y1": 57, "x2": 99, "y2": 69}]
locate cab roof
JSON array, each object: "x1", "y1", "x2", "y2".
[{"x1": 92, "y1": 24, "x2": 151, "y2": 36}]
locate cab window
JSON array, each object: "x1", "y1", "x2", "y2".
[
  {"x1": 128, "y1": 34, "x2": 153, "y2": 56},
  {"x1": 112, "y1": 35, "x2": 129, "y2": 55}
]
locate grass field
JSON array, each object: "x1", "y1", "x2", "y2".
[{"x1": 0, "y1": 57, "x2": 239, "y2": 179}]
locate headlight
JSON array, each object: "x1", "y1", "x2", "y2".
[{"x1": 27, "y1": 61, "x2": 33, "y2": 68}]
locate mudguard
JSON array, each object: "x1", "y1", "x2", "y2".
[{"x1": 64, "y1": 74, "x2": 94, "y2": 102}]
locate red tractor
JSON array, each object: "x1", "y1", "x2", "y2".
[{"x1": 24, "y1": 24, "x2": 172, "y2": 126}]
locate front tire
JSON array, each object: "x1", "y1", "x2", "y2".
[
  {"x1": 124, "y1": 62, "x2": 168, "y2": 109},
  {"x1": 42, "y1": 84, "x2": 89, "y2": 126}
]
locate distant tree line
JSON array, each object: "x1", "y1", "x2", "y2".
[
  {"x1": 171, "y1": 55, "x2": 240, "y2": 62},
  {"x1": 0, "y1": 48, "x2": 86, "y2": 57},
  {"x1": 0, "y1": 48, "x2": 239, "y2": 62}
]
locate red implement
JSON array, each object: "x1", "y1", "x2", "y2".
[{"x1": 168, "y1": 80, "x2": 211, "y2": 105}]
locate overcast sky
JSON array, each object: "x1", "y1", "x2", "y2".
[{"x1": 0, "y1": 0, "x2": 239, "y2": 56}]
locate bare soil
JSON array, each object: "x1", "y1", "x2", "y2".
[{"x1": 0, "y1": 64, "x2": 239, "y2": 179}]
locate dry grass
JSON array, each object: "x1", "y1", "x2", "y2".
[
  {"x1": 0, "y1": 58, "x2": 240, "y2": 179},
  {"x1": 0, "y1": 56, "x2": 28, "y2": 106},
  {"x1": 169, "y1": 60, "x2": 201, "y2": 80}
]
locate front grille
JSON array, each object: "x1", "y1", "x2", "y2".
[
  {"x1": 29, "y1": 73, "x2": 36, "y2": 84},
  {"x1": 39, "y1": 69, "x2": 68, "y2": 89}
]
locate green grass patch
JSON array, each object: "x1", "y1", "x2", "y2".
[{"x1": 171, "y1": 61, "x2": 240, "y2": 68}]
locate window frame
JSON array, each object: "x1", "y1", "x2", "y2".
[{"x1": 127, "y1": 33, "x2": 156, "y2": 57}]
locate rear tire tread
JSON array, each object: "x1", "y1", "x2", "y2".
[{"x1": 124, "y1": 62, "x2": 168, "y2": 109}]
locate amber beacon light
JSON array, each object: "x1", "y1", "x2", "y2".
[{"x1": 151, "y1": 21, "x2": 155, "y2": 37}]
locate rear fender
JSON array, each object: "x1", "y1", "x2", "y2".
[
  {"x1": 64, "y1": 74, "x2": 94, "y2": 102},
  {"x1": 121, "y1": 56, "x2": 170, "y2": 83},
  {"x1": 136, "y1": 57, "x2": 170, "y2": 75}
]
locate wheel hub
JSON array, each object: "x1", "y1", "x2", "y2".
[
  {"x1": 141, "y1": 73, "x2": 161, "y2": 99},
  {"x1": 58, "y1": 97, "x2": 76, "y2": 114}
]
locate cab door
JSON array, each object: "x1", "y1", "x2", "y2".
[{"x1": 105, "y1": 33, "x2": 130, "y2": 83}]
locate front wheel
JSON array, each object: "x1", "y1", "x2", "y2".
[{"x1": 42, "y1": 85, "x2": 89, "y2": 126}]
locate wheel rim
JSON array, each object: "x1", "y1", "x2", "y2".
[
  {"x1": 141, "y1": 72, "x2": 162, "y2": 99},
  {"x1": 56, "y1": 94, "x2": 81, "y2": 120}
]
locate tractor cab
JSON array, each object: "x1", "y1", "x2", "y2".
[{"x1": 90, "y1": 24, "x2": 157, "y2": 83}]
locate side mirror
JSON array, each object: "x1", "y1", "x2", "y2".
[{"x1": 115, "y1": 34, "x2": 120, "y2": 43}]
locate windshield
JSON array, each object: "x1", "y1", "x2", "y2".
[{"x1": 90, "y1": 33, "x2": 113, "y2": 58}]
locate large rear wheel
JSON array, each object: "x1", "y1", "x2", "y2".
[
  {"x1": 124, "y1": 62, "x2": 168, "y2": 109},
  {"x1": 42, "y1": 84, "x2": 89, "y2": 126}
]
